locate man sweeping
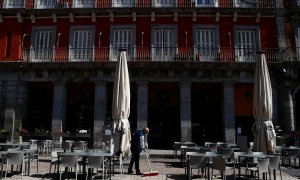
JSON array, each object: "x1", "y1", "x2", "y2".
[{"x1": 127, "y1": 127, "x2": 149, "y2": 175}]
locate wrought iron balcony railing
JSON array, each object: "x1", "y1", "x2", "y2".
[
  {"x1": 21, "y1": 47, "x2": 282, "y2": 63},
  {"x1": 0, "y1": 0, "x2": 276, "y2": 9}
]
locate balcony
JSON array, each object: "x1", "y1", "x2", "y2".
[
  {"x1": 290, "y1": 0, "x2": 300, "y2": 8},
  {"x1": 0, "y1": 0, "x2": 276, "y2": 9},
  {"x1": 21, "y1": 47, "x2": 282, "y2": 63},
  {"x1": 2, "y1": 0, "x2": 25, "y2": 8}
]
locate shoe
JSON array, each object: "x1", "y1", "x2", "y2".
[
  {"x1": 127, "y1": 170, "x2": 133, "y2": 174},
  {"x1": 136, "y1": 171, "x2": 143, "y2": 175}
]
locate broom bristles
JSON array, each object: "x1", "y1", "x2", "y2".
[{"x1": 143, "y1": 171, "x2": 159, "y2": 177}]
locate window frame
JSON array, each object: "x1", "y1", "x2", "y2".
[
  {"x1": 30, "y1": 26, "x2": 56, "y2": 62},
  {"x1": 193, "y1": 25, "x2": 220, "y2": 62},
  {"x1": 110, "y1": 25, "x2": 136, "y2": 61},
  {"x1": 234, "y1": 25, "x2": 260, "y2": 62},
  {"x1": 69, "y1": 25, "x2": 96, "y2": 62}
]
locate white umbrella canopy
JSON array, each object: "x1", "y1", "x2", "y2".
[
  {"x1": 111, "y1": 50, "x2": 132, "y2": 158},
  {"x1": 252, "y1": 53, "x2": 276, "y2": 154}
]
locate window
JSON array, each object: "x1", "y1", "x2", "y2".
[
  {"x1": 195, "y1": 0, "x2": 218, "y2": 7},
  {"x1": 152, "y1": 26, "x2": 176, "y2": 61},
  {"x1": 235, "y1": 27, "x2": 259, "y2": 62},
  {"x1": 70, "y1": 27, "x2": 95, "y2": 61},
  {"x1": 234, "y1": 0, "x2": 257, "y2": 8},
  {"x1": 153, "y1": 0, "x2": 175, "y2": 7},
  {"x1": 35, "y1": 0, "x2": 55, "y2": 9},
  {"x1": 194, "y1": 27, "x2": 219, "y2": 61},
  {"x1": 112, "y1": 0, "x2": 134, "y2": 7},
  {"x1": 3, "y1": 0, "x2": 24, "y2": 8},
  {"x1": 111, "y1": 26, "x2": 135, "y2": 61},
  {"x1": 72, "y1": 0, "x2": 94, "y2": 8},
  {"x1": 31, "y1": 27, "x2": 55, "y2": 62}
]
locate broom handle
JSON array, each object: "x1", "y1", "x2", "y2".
[{"x1": 144, "y1": 150, "x2": 153, "y2": 172}]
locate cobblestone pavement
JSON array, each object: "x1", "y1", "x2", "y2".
[{"x1": 2, "y1": 150, "x2": 300, "y2": 180}]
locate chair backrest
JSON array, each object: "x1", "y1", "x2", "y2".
[
  {"x1": 205, "y1": 142, "x2": 214, "y2": 147},
  {"x1": 61, "y1": 142, "x2": 72, "y2": 150},
  {"x1": 189, "y1": 155, "x2": 206, "y2": 169},
  {"x1": 257, "y1": 158, "x2": 269, "y2": 173},
  {"x1": 73, "y1": 141, "x2": 85, "y2": 150},
  {"x1": 36, "y1": 140, "x2": 45, "y2": 148},
  {"x1": 207, "y1": 143, "x2": 217, "y2": 151},
  {"x1": 221, "y1": 148, "x2": 234, "y2": 159},
  {"x1": 252, "y1": 151, "x2": 267, "y2": 163},
  {"x1": 268, "y1": 156, "x2": 280, "y2": 170},
  {"x1": 234, "y1": 151, "x2": 247, "y2": 162},
  {"x1": 87, "y1": 149, "x2": 108, "y2": 153},
  {"x1": 212, "y1": 157, "x2": 226, "y2": 171},
  {"x1": 174, "y1": 142, "x2": 183, "y2": 151},
  {"x1": 86, "y1": 156, "x2": 105, "y2": 169},
  {"x1": 275, "y1": 146, "x2": 283, "y2": 155},
  {"x1": 60, "y1": 154, "x2": 79, "y2": 168},
  {"x1": 199, "y1": 147, "x2": 213, "y2": 153},
  {"x1": 287, "y1": 148, "x2": 300, "y2": 158},
  {"x1": 6, "y1": 152, "x2": 24, "y2": 165},
  {"x1": 239, "y1": 148, "x2": 252, "y2": 154},
  {"x1": 185, "y1": 142, "x2": 197, "y2": 147}
]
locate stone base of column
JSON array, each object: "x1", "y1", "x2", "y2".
[
  {"x1": 225, "y1": 128, "x2": 236, "y2": 144},
  {"x1": 181, "y1": 127, "x2": 191, "y2": 142}
]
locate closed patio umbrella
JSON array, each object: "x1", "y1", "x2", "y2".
[
  {"x1": 252, "y1": 53, "x2": 276, "y2": 154},
  {"x1": 111, "y1": 49, "x2": 131, "y2": 158}
]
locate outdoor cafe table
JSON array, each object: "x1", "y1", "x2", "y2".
[
  {"x1": 57, "y1": 150, "x2": 113, "y2": 180},
  {"x1": 0, "y1": 149, "x2": 36, "y2": 178},
  {"x1": 282, "y1": 146, "x2": 300, "y2": 167},
  {"x1": 237, "y1": 153, "x2": 273, "y2": 178},
  {"x1": 0, "y1": 142, "x2": 31, "y2": 150},
  {"x1": 186, "y1": 152, "x2": 222, "y2": 180}
]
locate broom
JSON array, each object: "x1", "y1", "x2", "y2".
[{"x1": 142, "y1": 150, "x2": 159, "y2": 177}]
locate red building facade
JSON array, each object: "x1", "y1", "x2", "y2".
[{"x1": 0, "y1": 0, "x2": 298, "y2": 149}]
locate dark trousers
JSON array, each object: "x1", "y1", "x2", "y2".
[{"x1": 128, "y1": 151, "x2": 140, "y2": 172}]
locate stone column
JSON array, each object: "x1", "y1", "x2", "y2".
[
  {"x1": 180, "y1": 81, "x2": 192, "y2": 142},
  {"x1": 272, "y1": 84, "x2": 279, "y2": 125},
  {"x1": 3, "y1": 81, "x2": 27, "y2": 142},
  {"x1": 94, "y1": 81, "x2": 107, "y2": 148},
  {"x1": 282, "y1": 84, "x2": 295, "y2": 132},
  {"x1": 137, "y1": 81, "x2": 148, "y2": 130},
  {"x1": 51, "y1": 81, "x2": 67, "y2": 140},
  {"x1": 223, "y1": 82, "x2": 236, "y2": 144}
]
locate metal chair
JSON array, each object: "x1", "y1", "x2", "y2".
[
  {"x1": 186, "y1": 154, "x2": 206, "y2": 180},
  {"x1": 85, "y1": 155, "x2": 107, "y2": 180},
  {"x1": 4, "y1": 152, "x2": 25, "y2": 179},
  {"x1": 211, "y1": 156, "x2": 235, "y2": 180},
  {"x1": 246, "y1": 158, "x2": 270, "y2": 180},
  {"x1": 59, "y1": 154, "x2": 79, "y2": 180},
  {"x1": 173, "y1": 142, "x2": 183, "y2": 158},
  {"x1": 268, "y1": 156, "x2": 282, "y2": 180}
]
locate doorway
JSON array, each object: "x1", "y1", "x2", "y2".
[{"x1": 148, "y1": 83, "x2": 180, "y2": 149}]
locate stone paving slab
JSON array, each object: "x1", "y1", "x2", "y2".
[{"x1": 2, "y1": 149, "x2": 300, "y2": 179}]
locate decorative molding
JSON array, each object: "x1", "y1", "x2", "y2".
[
  {"x1": 174, "y1": 11, "x2": 178, "y2": 22},
  {"x1": 233, "y1": 12, "x2": 238, "y2": 22},
  {"x1": 110, "y1": 12, "x2": 114, "y2": 22},
  {"x1": 215, "y1": 12, "x2": 220, "y2": 22},
  {"x1": 52, "y1": 13, "x2": 57, "y2": 23},
  {"x1": 192, "y1": 12, "x2": 197, "y2": 22},
  {"x1": 151, "y1": 12, "x2": 155, "y2": 22},
  {"x1": 256, "y1": 13, "x2": 261, "y2": 22},
  {"x1": 30, "y1": 14, "x2": 35, "y2": 23},
  {"x1": 92, "y1": 12, "x2": 96, "y2": 22},
  {"x1": 69, "y1": 13, "x2": 74, "y2": 22},
  {"x1": 132, "y1": 12, "x2": 136, "y2": 22},
  {"x1": 17, "y1": 13, "x2": 23, "y2": 23}
]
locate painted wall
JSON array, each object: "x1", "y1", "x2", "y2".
[{"x1": 0, "y1": 15, "x2": 277, "y2": 61}]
